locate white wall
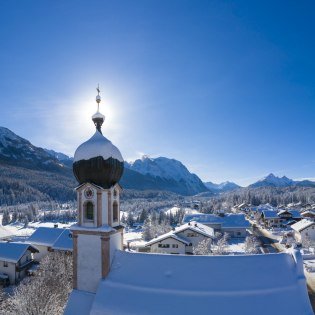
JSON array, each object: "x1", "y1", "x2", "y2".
[
  {"x1": 150, "y1": 238, "x2": 186, "y2": 254},
  {"x1": 222, "y1": 228, "x2": 247, "y2": 238},
  {"x1": 110, "y1": 232, "x2": 122, "y2": 264},
  {"x1": 0, "y1": 249, "x2": 33, "y2": 284},
  {"x1": 77, "y1": 234, "x2": 101, "y2": 293},
  {"x1": 0, "y1": 261, "x2": 16, "y2": 284},
  {"x1": 177, "y1": 229, "x2": 211, "y2": 254},
  {"x1": 32, "y1": 244, "x2": 49, "y2": 261}
]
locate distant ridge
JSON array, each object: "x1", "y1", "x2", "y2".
[
  {"x1": 249, "y1": 173, "x2": 315, "y2": 188},
  {"x1": 204, "y1": 181, "x2": 241, "y2": 192}
]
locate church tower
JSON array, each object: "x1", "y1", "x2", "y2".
[{"x1": 71, "y1": 86, "x2": 124, "y2": 293}]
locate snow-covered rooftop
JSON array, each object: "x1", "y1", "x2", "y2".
[
  {"x1": 74, "y1": 131, "x2": 123, "y2": 163},
  {"x1": 261, "y1": 210, "x2": 279, "y2": 219},
  {"x1": 145, "y1": 222, "x2": 214, "y2": 247},
  {"x1": 27, "y1": 227, "x2": 66, "y2": 247},
  {"x1": 64, "y1": 289, "x2": 95, "y2": 315},
  {"x1": 85, "y1": 250, "x2": 312, "y2": 315},
  {"x1": 52, "y1": 229, "x2": 73, "y2": 251},
  {"x1": 291, "y1": 219, "x2": 315, "y2": 232},
  {"x1": 175, "y1": 221, "x2": 215, "y2": 237},
  {"x1": 0, "y1": 242, "x2": 38, "y2": 263},
  {"x1": 145, "y1": 231, "x2": 190, "y2": 246},
  {"x1": 278, "y1": 209, "x2": 301, "y2": 218},
  {"x1": 182, "y1": 213, "x2": 251, "y2": 228}
]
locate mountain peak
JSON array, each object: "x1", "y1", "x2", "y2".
[
  {"x1": 251, "y1": 173, "x2": 294, "y2": 188},
  {"x1": 124, "y1": 156, "x2": 208, "y2": 195}
]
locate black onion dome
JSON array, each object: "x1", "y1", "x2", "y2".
[{"x1": 73, "y1": 131, "x2": 124, "y2": 189}]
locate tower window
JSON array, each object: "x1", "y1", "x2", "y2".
[
  {"x1": 113, "y1": 201, "x2": 118, "y2": 222},
  {"x1": 85, "y1": 201, "x2": 94, "y2": 221}
]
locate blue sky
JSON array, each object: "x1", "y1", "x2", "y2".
[{"x1": 0, "y1": 0, "x2": 314, "y2": 186}]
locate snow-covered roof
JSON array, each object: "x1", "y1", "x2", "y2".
[
  {"x1": 74, "y1": 131, "x2": 123, "y2": 163},
  {"x1": 145, "y1": 222, "x2": 214, "y2": 247},
  {"x1": 182, "y1": 214, "x2": 250, "y2": 228},
  {"x1": 174, "y1": 221, "x2": 215, "y2": 238},
  {"x1": 145, "y1": 232, "x2": 190, "y2": 246},
  {"x1": 301, "y1": 210, "x2": 315, "y2": 217},
  {"x1": 52, "y1": 229, "x2": 73, "y2": 251},
  {"x1": 261, "y1": 210, "x2": 279, "y2": 219},
  {"x1": 27, "y1": 227, "x2": 66, "y2": 247},
  {"x1": 85, "y1": 250, "x2": 312, "y2": 315},
  {"x1": 291, "y1": 219, "x2": 315, "y2": 232},
  {"x1": 278, "y1": 209, "x2": 301, "y2": 218},
  {"x1": 0, "y1": 242, "x2": 38, "y2": 263},
  {"x1": 64, "y1": 289, "x2": 95, "y2": 315}
]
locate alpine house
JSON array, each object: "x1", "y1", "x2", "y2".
[{"x1": 64, "y1": 88, "x2": 313, "y2": 315}]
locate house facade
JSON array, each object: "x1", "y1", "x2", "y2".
[
  {"x1": 261, "y1": 210, "x2": 302, "y2": 228},
  {"x1": 0, "y1": 242, "x2": 38, "y2": 285},
  {"x1": 291, "y1": 219, "x2": 315, "y2": 243},
  {"x1": 146, "y1": 222, "x2": 214, "y2": 255}
]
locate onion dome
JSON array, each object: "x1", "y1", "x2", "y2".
[{"x1": 73, "y1": 86, "x2": 124, "y2": 188}]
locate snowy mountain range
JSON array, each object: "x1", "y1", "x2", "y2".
[
  {"x1": 123, "y1": 156, "x2": 209, "y2": 195},
  {"x1": 249, "y1": 173, "x2": 315, "y2": 188},
  {"x1": 0, "y1": 127, "x2": 67, "y2": 172},
  {"x1": 1, "y1": 126, "x2": 315, "y2": 201},
  {"x1": 204, "y1": 181, "x2": 241, "y2": 192}
]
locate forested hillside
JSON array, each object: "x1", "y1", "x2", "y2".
[{"x1": 0, "y1": 164, "x2": 76, "y2": 205}]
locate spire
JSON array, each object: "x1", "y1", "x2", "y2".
[{"x1": 92, "y1": 84, "x2": 105, "y2": 134}]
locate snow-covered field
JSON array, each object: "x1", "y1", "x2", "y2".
[{"x1": 0, "y1": 219, "x2": 74, "y2": 241}]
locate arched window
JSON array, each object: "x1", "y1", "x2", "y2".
[
  {"x1": 113, "y1": 201, "x2": 118, "y2": 222},
  {"x1": 85, "y1": 201, "x2": 94, "y2": 221}
]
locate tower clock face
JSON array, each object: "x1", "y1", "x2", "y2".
[{"x1": 84, "y1": 187, "x2": 94, "y2": 199}]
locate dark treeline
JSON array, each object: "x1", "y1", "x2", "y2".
[{"x1": 0, "y1": 164, "x2": 76, "y2": 206}]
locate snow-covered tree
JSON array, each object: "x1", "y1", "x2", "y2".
[
  {"x1": 193, "y1": 238, "x2": 212, "y2": 255},
  {"x1": 213, "y1": 233, "x2": 229, "y2": 255},
  {"x1": 2, "y1": 251, "x2": 72, "y2": 315},
  {"x1": 244, "y1": 236, "x2": 260, "y2": 254},
  {"x1": 1, "y1": 210, "x2": 10, "y2": 226}
]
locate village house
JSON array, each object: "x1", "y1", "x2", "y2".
[
  {"x1": 145, "y1": 221, "x2": 214, "y2": 254},
  {"x1": 0, "y1": 242, "x2": 38, "y2": 286},
  {"x1": 291, "y1": 219, "x2": 315, "y2": 244},
  {"x1": 260, "y1": 209, "x2": 301, "y2": 228},
  {"x1": 301, "y1": 210, "x2": 315, "y2": 219},
  {"x1": 27, "y1": 227, "x2": 70, "y2": 260},
  {"x1": 182, "y1": 213, "x2": 250, "y2": 237}
]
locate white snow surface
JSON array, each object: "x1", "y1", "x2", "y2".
[
  {"x1": 74, "y1": 131, "x2": 123, "y2": 163},
  {"x1": 88, "y1": 250, "x2": 312, "y2": 315},
  {"x1": 51, "y1": 229, "x2": 73, "y2": 251},
  {"x1": 64, "y1": 289, "x2": 95, "y2": 315},
  {"x1": 27, "y1": 227, "x2": 66, "y2": 247}
]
